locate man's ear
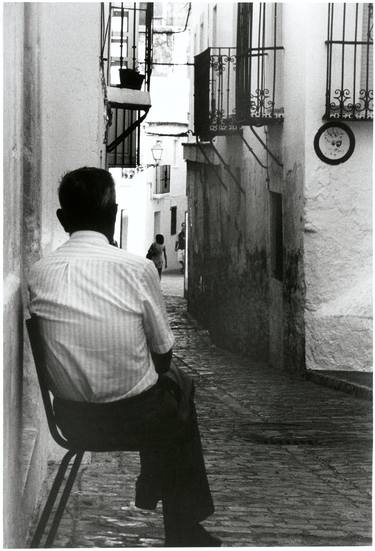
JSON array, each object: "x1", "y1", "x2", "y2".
[{"x1": 56, "y1": 208, "x2": 69, "y2": 232}]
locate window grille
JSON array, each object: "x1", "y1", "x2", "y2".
[
  {"x1": 155, "y1": 165, "x2": 171, "y2": 194},
  {"x1": 107, "y1": 108, "x2": 140, "y2": 167},
  {"x1": 236, "y1": 3, "x2": 284, "y2": 125},
  {"x1": 325, "y1": 3, "x2": 373, "y2": 120}
]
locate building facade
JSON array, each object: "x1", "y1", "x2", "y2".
[
  {"x1": 183, "y1": 2, "x2": 372, "y2": 373},
  {"x1": 111, "y1": 2, "x2": 189, "y2": 271}
]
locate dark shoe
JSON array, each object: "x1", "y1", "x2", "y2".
[
  {"x1": 134, "y1": 476, "x2": 161, "y2": 510},
  {"x1": 166, "y1": 523, "x2": 222, "y2": 547}
]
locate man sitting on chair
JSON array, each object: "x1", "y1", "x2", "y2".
[{"x1": 27, "y1": 167, "x2": 220, "y2": 547}]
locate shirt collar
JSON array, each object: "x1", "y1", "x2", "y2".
[{"x1": 69, "y1": 231, "x2": 110, "y2": 245}]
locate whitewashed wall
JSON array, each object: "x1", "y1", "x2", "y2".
[
  {"x1": 301, "y1": 4, "x2": 372, "y2": 371},
  {"x1": 3, "y1": 4, "x2": 105, "y2": 546}
]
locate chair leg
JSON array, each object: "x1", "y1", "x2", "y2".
[
  {"x1": 44, "y1": 450, "x2": 84, "y2": 548},
  {"x1": 30, "y1": 449, "x2": 83, "y2": 548}
]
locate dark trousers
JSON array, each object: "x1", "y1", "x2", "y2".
[{"x1": 53, "y1": 370, "x2": 214, "y2": 534}]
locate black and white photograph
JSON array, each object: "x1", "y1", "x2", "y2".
[{"x1": 3, "y1": 1, "x2": 373, "y2": 548}]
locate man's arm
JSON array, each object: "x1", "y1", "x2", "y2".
[
  {"x1": 151, "y1": 348, "x2": 172, "y2": 375},
  {"x1": 141, "y1": 261, "x2": 175, "y2": 372},
  {"x1": 163, "y1": 246, "x2": 167, "y2": 268}
]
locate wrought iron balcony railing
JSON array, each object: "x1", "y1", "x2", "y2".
[
  {"x1": 194, "y1": 45, "x2": 284, "y2": 140},
  {"x1": 325, "y1": 3, "x2": 373, "y2": 121},
  {"x1": 194, "y1": 4, "x2": 284, "y2": 140},
  {"x1": 194, "y1": 47, "x2": 237, "y2": 140}
]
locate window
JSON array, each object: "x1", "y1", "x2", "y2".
[
  {"x1": 155, "y1": 165, "x2": 171, "y2": 194},
  {"x1": 325, "y1": 3, "x2": 373, "y2": 120},
  {"x1": 109, "y1": 6, "x2": 134, "y2": 86},
  {"x1": 106, "y1": 108, "x2": 139, "y2": 168},
  {"x1": 270, "y1": 192, "x2": 283, "y2": 281},
  {"x1": 154, "y1": 211, "x2": 160, "y2": 235},
  {"x1": 236, "y1": 3, "x2": 284, "y2": 124},
  {"x1": 170, "y1": 206, "x2": 177, "y2": 235}
]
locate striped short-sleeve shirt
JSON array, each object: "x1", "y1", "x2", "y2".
[{"x1": 27, "y1": 231, "x2": 175, "y2": 403}]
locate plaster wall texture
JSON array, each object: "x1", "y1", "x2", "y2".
[
  {"x1": 3, "y1": 7, "x2": 27, "y2": 545},
  {"x1": 184, "y1": 131, "x2": 271, "y2": 360},
  {"x1": 4, "y1": 4, "x2": 106, "y2": 546},
  {"x1": 301, "y1": 4, "x2": 373, "y2": 371},
  {"x1": 38, "y1": 3, "x2": 105, "y2": 253},
  {"x1": 277, "y1": 3, "x2": 308, "y2": 372},
  {"x1": 4, "y1": 5, "x2": 50, "y2": 546},
  {"x1": 113, "y1": 169, "x2": 154, "y2": 255}
]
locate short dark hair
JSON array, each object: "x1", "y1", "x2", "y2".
[
  {"x1": 156, "y1": 234, "x2": 164, "y2": 244},
  {"x1": 58, "y1": 167, "x2": 116, "y2": 228}
]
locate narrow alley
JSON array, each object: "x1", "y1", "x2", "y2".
[{"x1": 33, "y1": 272, "x2": 372, "y2": 548}]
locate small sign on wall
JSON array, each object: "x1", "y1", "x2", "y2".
[{"x1": 313, "y1": 121, "x2": 355, "y2": 165}]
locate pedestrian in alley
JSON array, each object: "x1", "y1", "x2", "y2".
[
  {"x1": 175, "y1": 222, "x2": 185, "y2": 274},
  {"x1": 146, "y1": 233, "x2": 167, "y2": 279},
  {"x1": 27, "y1": 167, "x2": 220, "y2": 547}
]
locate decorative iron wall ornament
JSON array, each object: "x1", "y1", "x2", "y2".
[
  {"x1": 314, "y1": 121, "x2": 355, "y2": 164},
  {"x1": 325, "y1": 3, "x2": 373, "y2": 120}
]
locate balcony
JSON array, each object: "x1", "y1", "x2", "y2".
[
  {"x1": 100, "y1": 2, "x2": 154, "y2": 167},
  {"x1": 194, "y1": 46, "x2": 284, "y2": 140},
  {"x1": 194, "y1": 4, "x2": 284, "y2": 140}
]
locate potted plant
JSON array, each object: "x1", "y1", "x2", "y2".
[{"x1": 119, "y1": 65, "x2": 145, "y2": 90}]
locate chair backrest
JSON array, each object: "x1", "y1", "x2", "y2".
[{"x1": 26, "y1": 316, "x2": 71, "y2": 449}]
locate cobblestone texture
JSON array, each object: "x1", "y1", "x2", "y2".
[{"x1": 42, "y1": 273, "x2": 371, "y2": 547}]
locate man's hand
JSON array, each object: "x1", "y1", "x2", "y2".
[{"x1": 151, "y1": 348, "x2": 172, "y2": 374}]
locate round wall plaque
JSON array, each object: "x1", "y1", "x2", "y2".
[{"x1": 313, "y1": 121, "x2": 355, "y2": 165}]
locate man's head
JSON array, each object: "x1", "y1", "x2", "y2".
[
  {"x1": 156, "y1": 234, "x2": 164, "y2": 245},
  {"x1": 57, "y1": 167, "x2": 117, "y2": 240}
]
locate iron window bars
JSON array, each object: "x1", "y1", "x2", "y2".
[
  {"x1": 194, "y1": 3, "x2": 283, "y2": 140},
  {"x1": 325, "y1": 3, "x2": 373, "y2": 120},
  {"x1": 236, "y1": 3, "x2": 284, "y2": 125},
  {"x1": 106, "y1": 108, "x2": 141, "y2": 167},
  {"x1": 155, "y1": 165, "x2": 171, "y2": 194}
]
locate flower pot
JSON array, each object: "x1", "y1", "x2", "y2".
[{"x1": 119, "y1": 68, "x2": 145, "y2": 90}]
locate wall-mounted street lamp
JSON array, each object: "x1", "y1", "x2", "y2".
[{"x1": 151, "y1": 139, "x2": 163, "y2": 165}]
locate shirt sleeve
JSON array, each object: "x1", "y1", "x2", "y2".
[{"x1": 140, "y1": 260, "x2": 175, "y2": 354}]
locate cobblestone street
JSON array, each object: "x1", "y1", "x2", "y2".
[{"x1": 45, "y1": 272, "x2": 372, "y2": 547}]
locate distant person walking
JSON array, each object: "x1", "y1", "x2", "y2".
[
  {"x1": 147, "y1": 234, "x2": 167, "y2": 279},
  {"x1": 175, "y1": 222, "x2": 185, "y2": 274}
]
